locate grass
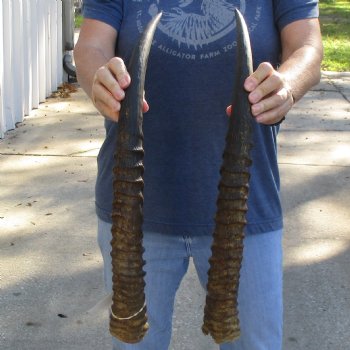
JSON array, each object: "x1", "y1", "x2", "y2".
[
  {"x1": 75, "y1": 14, "x2": 83, "y2": 29},
  {"x1": 319, "y1": 0, "x2": 350, "y2": 71}
]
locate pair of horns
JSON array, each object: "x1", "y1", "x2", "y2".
[{"x1": 110, "y1": 9, "x2": 253, "y2": 344}]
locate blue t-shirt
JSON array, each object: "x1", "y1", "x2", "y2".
[{"x1": 83, "y1": 0, "x2": 319, "y2": 236}]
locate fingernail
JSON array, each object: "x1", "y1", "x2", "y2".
[
  {"x1": 113, "y1": 103, "x2": 120, "y2": 112},
  {"x1": 116, "y1": 89, "x2": 125, "y2": 99},
  {"x1": 252, "y1": 103, "x2": 262, "y2": 115},
  {"x1": 245, "y1": 80, "x2": 254, "y2": 91},
  {"x1": 120, "y1": 75, "x2": 130, "y2": 87},
  {"x1": 250, "y1": 92, "x2": 259, "y2": 103}
]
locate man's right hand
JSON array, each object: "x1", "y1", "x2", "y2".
[
  {"x1": 74, "y1": 18, "x2": 149, "y2": 123},
  {"x1": 91, "y1": 57, "x2": 149, "y2": 122}
]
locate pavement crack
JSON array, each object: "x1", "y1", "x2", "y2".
[
  {"x1": 68, "y1": 148, "x2": 100, "y2": 156},
  {"x1": 279, "y1": 161, "x2": 350, "y2": 168},
  {"x1": 329, "y1": 81, "x2": 350, "y2": 103},
  {"x1": 280, "y1": 129, "x2": 349, "y2": 132},
  {"x1": 0, "y1": 152, "x2": 96, "y2": 158}
]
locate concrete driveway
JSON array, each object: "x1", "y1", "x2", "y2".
[{"x1": 1, "y1": 73, "x2": 349, "y2": 350}]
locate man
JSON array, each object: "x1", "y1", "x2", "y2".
[{"x1": 74, "y1": 1, "x2": 323, "y2": 349}]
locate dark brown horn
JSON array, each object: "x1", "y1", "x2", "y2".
[
  {"x1": 202, "y1": 9, "x2": 254, "y2": 344},
  {"x1": 110, "y1": 13, "x2": 162, "y2": 344}
]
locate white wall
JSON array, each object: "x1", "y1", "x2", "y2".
[{"x1": 0, "y1": 0, "x2": 63, "y2": 138}]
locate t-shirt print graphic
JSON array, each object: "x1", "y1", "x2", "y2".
[{"x1": 148, "y1": 0, "x2": 246, "y2": 49}]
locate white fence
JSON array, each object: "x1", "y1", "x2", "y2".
[{"x1": 0, "y1": 0, "x2": 64, "y2": 138}]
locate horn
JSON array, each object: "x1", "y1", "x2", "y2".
[
  {"x1": 110, "y1": 12, "x2": 162, "y2": 344},
  {"x1": 202, "y1": 8, "x2": 254, "y2": 344}
]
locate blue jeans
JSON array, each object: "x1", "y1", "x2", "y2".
[{"x1": 98, "y1": 219, "x2": 283, "y2": 350}]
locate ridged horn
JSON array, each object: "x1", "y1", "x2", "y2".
[
  {"x1": 109, "y1": 12, "x2": 162, "y2": 344},
  {"x1": 202, "y1": 9, "x2": 254, "y2": 344}
]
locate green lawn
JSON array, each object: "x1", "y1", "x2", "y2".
[
  {"x1": 75, "y1": 14, "x2": 83, "y2": 29},
  {"x1": 319, "y1": 0, "x2": 350, "y2": 71}
]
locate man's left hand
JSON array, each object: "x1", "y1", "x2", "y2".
[{"x1": 244, "y1": 62, "x2": 294, "y2": 125}]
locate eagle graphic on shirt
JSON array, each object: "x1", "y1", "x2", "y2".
[{"x1": 148, "y1": 0, "x2": 246, "y2": 49}]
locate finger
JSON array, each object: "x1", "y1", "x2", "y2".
[
  {"x1": 94, "y1": 65, "x2": 125, "y2": 102},
  {"x1": 255, "y1": 105, "x2": 287, "y2": 125},
  {"x1": 255, "y1": 93, "x2": 293, "y2": 125},
  {"x1": 92, "y1": 82, "x2": 121, "y2": 111},
  {"x1": 107, "y1": 57, "x2": 131, "y2": 89},
  {"x1": 92, "y1": 83, "x2": 121, "y2": 121},
  {"x1": 244, "y1": 62, "x2": 274, "y2": 92},
  {"x1": 248, "y1": 72, "x2": 284, "y2": 105},
  {"x1": 97, "y1": 100, "x2": 120, "y2": 122},
  {"x1": 251, "y1": 87, "x2": 289, "y2": 117}
]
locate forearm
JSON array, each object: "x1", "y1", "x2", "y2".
[
  {"x1": 278, "y1": 18, "x2": 323, "y2": 103},
  {"x1": 74, "y1": 44, "x2": 114, "y2": 99},
  {"x1": 278, "y1": 44, "x2": 323, "y2": 103}
]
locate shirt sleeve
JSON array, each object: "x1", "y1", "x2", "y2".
[
  {"x1": 82, "y1": 0, "x2": 123, "y2": 32},
  {"x1": 273, "y1": 0, "x2": 319, "y2": 31}
]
